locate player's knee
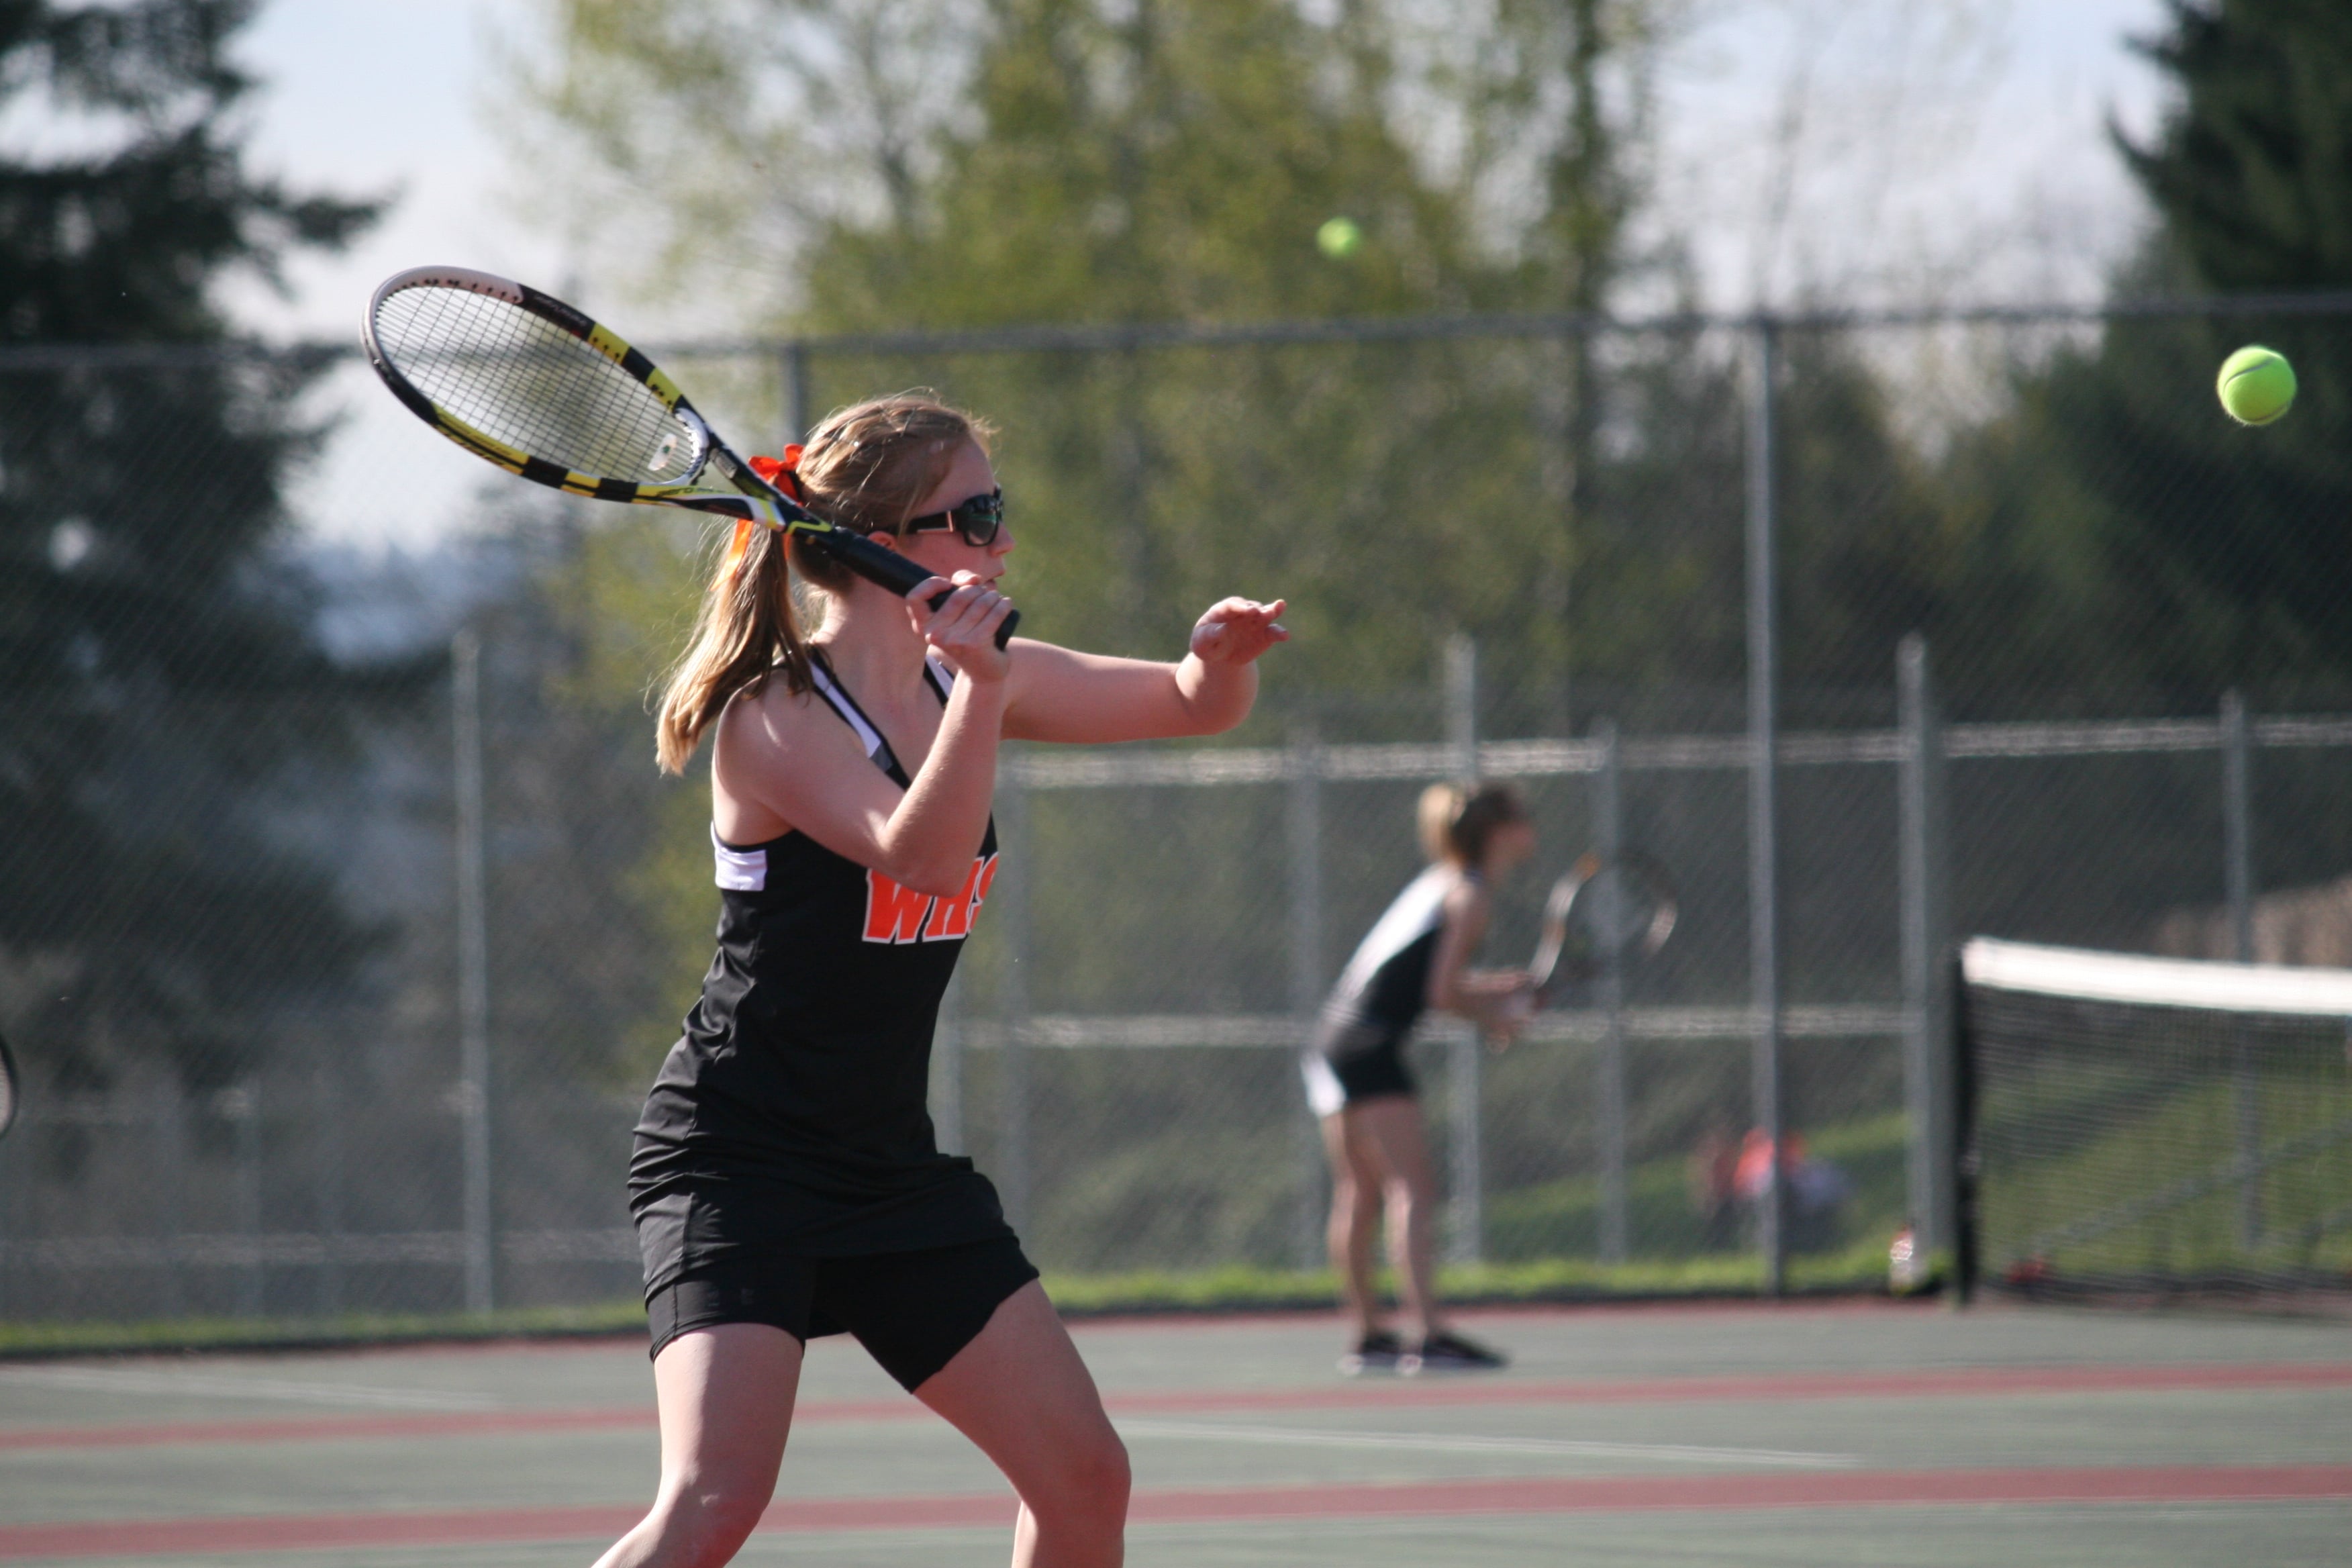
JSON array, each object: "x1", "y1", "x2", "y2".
[
  {"x1": 1032, "y1": 1428, "x2": 1130, "y2": 1532},
  {"x1": 650, "y1": 1479, "x2": 770, "y2": 1565}
]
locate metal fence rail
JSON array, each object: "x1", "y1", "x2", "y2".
[{"x1": 2, "y1": 677, "x2": 2327, "y2": 1314}]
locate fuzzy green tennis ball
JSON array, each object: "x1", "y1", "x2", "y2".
[
  {"x1": 2217, "y1": 344, "x2": 2296, "y2": 426},
  {"x1": 1316, "y1": 216, "x2": 1363, "y2": 260}
]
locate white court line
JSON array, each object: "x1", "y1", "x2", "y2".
[
  {"x1": 1117, "y1": 1418, "x2": 1855, "y2": 1469},
  {"x1": 0, "y1": 1366, "x2": 499, "y2": 1411}
]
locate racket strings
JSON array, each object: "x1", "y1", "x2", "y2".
[
  {"x1": 374, "y1": 288, "x2": 693, "y2": 485},
  {"x1": 1574, "y1": 868, "x2": 1662, "y2": 948}
]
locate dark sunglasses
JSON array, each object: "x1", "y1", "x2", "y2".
[{"x1": 904, "y1": 487, "x2": 1005, "y2": 547}]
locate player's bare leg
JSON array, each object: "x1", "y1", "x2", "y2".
[
  {"x1": 916, "y1": 1281, "x2": 1130, "y2": 1567},
  {"x1": 1322, "y1": 1109, "x2": 1388, "y2": 1340},
  {"x1": 1349, "y1": 1097, "x2": 1442, "y2": 1344},
  {"x1": 594, "y1": 1323, "x2": 802, "y2": 1568}
]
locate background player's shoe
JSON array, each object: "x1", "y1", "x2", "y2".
[
  {"x1": 1398, "y1": 1328, "x2": 1506, "y2": 1375},
  {"x1": 1338, "y1": 1328, "x2": 1403, "y2": 1375}
]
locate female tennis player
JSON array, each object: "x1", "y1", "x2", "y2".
[
  {"x1": 607, "y1": 394, "x2": 1285, "y2": 1568},
  {"x1": 1305, "y1": 781, "x2": 1533, "y2": 1376}
]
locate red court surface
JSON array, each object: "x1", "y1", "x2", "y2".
[{"x1": 0, "y1": 1300, "x2": 2346, "y2": 1566}]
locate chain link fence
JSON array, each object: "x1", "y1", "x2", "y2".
[{"x1": 4, "y1": 296, "x2": 2349, "y2": 1324}]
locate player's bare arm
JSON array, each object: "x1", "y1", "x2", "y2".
[
  {"x1": 1003, "y1": 597, "x2": 1287, "y2": 743},
  {"x1": 1428, "y1": 879, "x2": 1533, "y2": 1031}
]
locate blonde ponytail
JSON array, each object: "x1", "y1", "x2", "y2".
[{"x1": 651, "y1": 391, "x2": 995, "y2": 775}]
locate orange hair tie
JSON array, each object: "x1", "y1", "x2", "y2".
[
  {"x1": 746, "y1": 446, "x2": 806, "y2": 503},
  {"x1": 716, "y1": 446, "x2": 808, "y2": 593}
]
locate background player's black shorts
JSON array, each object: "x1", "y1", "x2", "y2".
[
  {"x1": 645, "y1": 1235, "x2": 1039, "y2": 1391},
  {"x1": 1302, "y1": 1020, "x2": 1417, "y2": 1116},
  {"x1": 1330, "y1": 1040, "x2": 1414, "y2": 1102}
]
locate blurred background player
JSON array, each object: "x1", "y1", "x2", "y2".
[{"x1": 1304, "y1": 781, "x2": 1536, "y2": 1375}]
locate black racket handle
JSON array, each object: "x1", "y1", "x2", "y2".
[{"x1": 810, "y1": 527, "x2": 1020, "y2": 650}]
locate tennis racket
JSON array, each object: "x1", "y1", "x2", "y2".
[
  {"x1": 0, "y1": 1026, "x2": 19, "y2": 1139},
  {"x1": 1526, "y1": 850, "x2": 1678, "y2": 1004},
  {"x1": 362, "y1": 266, "x2": 1016, "y2": 647}
]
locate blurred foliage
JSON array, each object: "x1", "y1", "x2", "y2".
[
  {"x1": 513, "y1": 0, "x2": 1659, "y2": 681},
  {"x1": 1921, "y1": 0, "x2": 2352, "y2": 712},
  {"x1": 511, "y1": 0, "x2": 1665, "y2": 1057},
  {"x1": 0, "y1": 1, "x2": 382, "y2": 1095}
]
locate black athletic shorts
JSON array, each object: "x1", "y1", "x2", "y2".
[
  {"x1": 644, "y1": 1234, "x2": 1040, "y2": 1392},
  {"x1": 1302, "y1": 1021, "x2": 1416, "y2": 1116}
]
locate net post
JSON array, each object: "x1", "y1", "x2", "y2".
[
  {"x1": 995, "y1": 753, "x2": 1033, "y2": 1236},
  {"x1": 1594, "y1": 718, "x2": 1630, "y2": 1264},
  {"x1": 452, "y1": 627, "x2": 496, "y2": 1316},
  {"x1": 1950, "y1": 949, "x2": 1978, "y2": 1307},
  {"x1": 1288, "y1": 718, "x2": 1327, "y2": 1269},
  {"x1": 1443, "y1": 634, "x2": 1483, "y2": 1266},
  {"x1": 1898, "y1": 635, "x2": 1954, "y2": 1273},
  {"x1": 2222, "y1": 689, "x2": 2261, "y2": 1243},
  {"x1": 1745, "y1": 317, "x2": 1786, "y2": 1296}
]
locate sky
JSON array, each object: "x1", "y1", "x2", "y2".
[
  {"x1": 1649, "y1": 0, "x2": 2171, "y2": 311},
  {"x1": 221, "y1": 1, "x2": 563, "y2": 343},
  {"x1": 212, "y1": 0, "x2": 2176, "y2": 548}
]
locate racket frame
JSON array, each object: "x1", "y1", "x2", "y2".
[
  {"x1": 363, "y1": 267, "x2": 1015, "y2": 646},
  {"x1": 1528, "y1": 850, "x2": 1679, "y2": 1005}
]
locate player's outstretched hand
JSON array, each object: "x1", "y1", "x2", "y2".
[
  {"x1": 909, "y1": 572, "x2": 1015, "y2": 683},
  {"x1": 1190, "y1": 597, "x2": 1289, "y2": 665}
]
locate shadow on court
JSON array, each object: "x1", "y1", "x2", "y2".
[{"x1": 0, "y1": 1299, "x2": 2345, "y2": 1566}]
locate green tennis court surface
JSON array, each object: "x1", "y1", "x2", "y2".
[{"x1": 0, "y1": 1299, "x2": 2345, "y2": 1566}]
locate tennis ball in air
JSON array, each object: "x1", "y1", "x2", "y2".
[
  {"x1": 2216, "y1": 345, "x2": 2296, "y2": 426},
  {"x1": 1316, "y1": 217, "x2": 1363, "y2": 260}
]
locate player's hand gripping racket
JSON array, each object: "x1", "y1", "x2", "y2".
[
  {"x1": 1526, "y1": 850, "x2": 1679, "y2": 1004},
  {"x1": 363, "y1": 267, "x2": 1016, "y2": 647}
]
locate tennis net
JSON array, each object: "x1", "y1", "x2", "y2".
[{"x1": 1960, "y1": 938, "x2": 2352, "y2": 1301}]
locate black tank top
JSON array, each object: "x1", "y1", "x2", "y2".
[
  {"x1": 1311, "y1": 865, "x2": 1467, "y2": 1056},
  {"x1": 628, "y1": 651, "x2": 1009, "y2": 1275}
]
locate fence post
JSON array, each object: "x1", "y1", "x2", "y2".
[
  {"x1": 2222, "y1": 689, "x2": 2260, "y2": 1243},
  {"x1": 1288, "y1": 719, "x2": 1327, "y2": 1269},
  {"x1": 228, "y1": 1081, "x2": 264, "y2": 1316},
  {"x1": 1745, "y1": 317, "x2": 1787, "y2": 1295},
  {"x1": 780, "y1": 342, "x2": 810, "y2": 444},
  {"x1": 156, "y1": 1081, "x2": 186, "y2": 1317},
  {"x1": 1898, "y1": 636, "x2": 1953, "y2": 1265},
  {"x1": 452, "y1": 628, "x2": 495, "y2": 1314},
  {"x1": 996, "y1": 756, "x2": 1033, "y2": 1234},
  {"x1": 313, "y1": 1057, "x2": 344, "y2": 1316},
  {"x1": 1442, "y1": 634, "x2": 1483, "y2": 1265},
  {"x1": 934, "y1": 972, "x2": 965, "y2": 1156},
  {"x1": 1594, "y1": 719, "x2": 1630, "y2": 1263}
]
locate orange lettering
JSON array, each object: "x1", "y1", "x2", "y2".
[{"x1": 863, "y1": 870, "x2": 935, "y2": 944}]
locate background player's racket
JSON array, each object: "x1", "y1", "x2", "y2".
[
  {"x1": 0, "y1": 1027, "x2": 19, "y2": 1139},
  {"x1": 363, "y1": 267, "x2": 1016, "y2": 647},
  {"x1": 1527, "y1": 850, "x2": 1678, "y2": 1003}
]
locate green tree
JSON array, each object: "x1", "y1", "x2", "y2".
[
  {"x1": 0, "y1": 1, "x2": 379, "y2": 1096},
  {"x1": 494, "y1": 0, "x2": 1682, "y2": 1087},
  {"x1": 1946, "y1": 0, "x2": 2352, "y2": 710},
  {"x1": 512, "y1": 0, "x2": 1662, "y2": 673}
]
